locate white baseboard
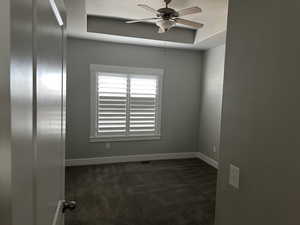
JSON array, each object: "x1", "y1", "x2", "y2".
[
  {"x1": 66, "y1": 152, "x2": 219, "y2": 169},
  {"x1": 195, "y1": 152, "x2": 219, "y2": 169},
  {"x1": 66, "y1": 152, "x2": 197, "y2": 167}
]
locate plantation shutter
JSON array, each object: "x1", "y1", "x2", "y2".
[
  {"x1": 129, "y1": 76, "x2": 159, "y2": 136},
  {"x1": 97, "y1": 73, "x2": 127, "y2": 136},
  {"x1": 92, "y1": 65, "x2": 162, "y2": 141}
]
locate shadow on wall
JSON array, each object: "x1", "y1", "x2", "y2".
[{"x1": 198, "y1": 44, "x2": 226, "y2": 162}]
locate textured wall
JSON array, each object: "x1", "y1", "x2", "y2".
[
  {"x1": 198, "y1": 45, "x2": 225, "y2": 161},
  {"x1": 215, "y1": 1, "x2": 300, "y2": 225},
  {"x1": 66, "y1": 38, "x2": 202, "y2": 159}
]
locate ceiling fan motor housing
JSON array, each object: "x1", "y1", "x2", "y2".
[{"x1": 158, "y1": 8, "x2": 179, "y2": 19}]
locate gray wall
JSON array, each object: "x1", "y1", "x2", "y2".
[
  {"x1": 11, "y1": 0, "x2": 35, "y2": 224},
  {"x1": 198, "y1": 45, "x2": 225, "y2": 161},
  {"x1": 215, "y1": 1, "x2": 300, "y2": 225},
  {"x1": 0, "y1": 0, "x2": 11, "y2": 223},
  {"x1": 1, "y1": 0, "x2": 35, "y2": 224},
  {"x1": 66, "y1": 38, "x2": 202, "y2": 159}
]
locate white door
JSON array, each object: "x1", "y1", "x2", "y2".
[{"x1": 35, "y1": 0, "x2": 66, "y2": 224}]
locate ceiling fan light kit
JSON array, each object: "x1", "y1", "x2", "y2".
[
  {"x1": 126, "y1": 0, "x2": 204, "y2": 33},
  {"x1": 156, "y1": 19, "x2": 176, "y2": 33}
]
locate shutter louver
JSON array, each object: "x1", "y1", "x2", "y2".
[
  {"x1": 129, "y1": 77, "x2": 158, "y2": 136},
  {"x1": 97, "y1": 73, "x2": 127, "y2": 136}
]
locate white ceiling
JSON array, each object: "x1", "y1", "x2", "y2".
[{"x1": 66, "y1": 0, "x2": 228, "y2": 50}]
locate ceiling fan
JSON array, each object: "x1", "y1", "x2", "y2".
[{"x1": 126, "y1": 0, "x2": 204, "y2": 33}]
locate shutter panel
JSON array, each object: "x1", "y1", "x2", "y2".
[
  {"x1": 129, "y1": 77, "x2": 158, "y2": 136},
  {"x1": 97, "y1": 73, "x2": 127, "y2": 136}
]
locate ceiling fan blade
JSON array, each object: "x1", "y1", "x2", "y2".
[
  {"x1": 137, "y1": 4, "x2": 159, "y2": 15},
  {"x1": 158, "y1": 27, "x2": 165, "y2": 33},
  {"x1": 177, "y1": 7, "x2": 202, "y2": 16},
  {"x1": 175, "y1": 18, "x2": 204, "y2": 29},
  {"x1": 126, "y1": 18, "x2": 159, "y2": 24}
]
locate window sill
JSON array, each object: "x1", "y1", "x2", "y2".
[{"x1": 89, "y1": 135, "x2": 161, "y2": 143}]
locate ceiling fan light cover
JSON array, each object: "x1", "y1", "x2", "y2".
[{"x1": 156, "y1": 20, "x2": 176, "y2": 31}]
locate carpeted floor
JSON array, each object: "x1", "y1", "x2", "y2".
[{"x1": 65, "y1": 158, "x2": 218, "y2": 225}]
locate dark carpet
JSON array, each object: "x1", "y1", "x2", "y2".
[{"x1": 65, "y1": 158, "x2": 217, "y2": 225}]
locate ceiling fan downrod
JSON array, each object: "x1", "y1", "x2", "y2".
[{"x1": 164, "y1": 0, "x2": 172, "y2": 8}]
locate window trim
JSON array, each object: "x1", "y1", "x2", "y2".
[{"x1": 89, "y1": 64, "x2": 164, "y2": 142}]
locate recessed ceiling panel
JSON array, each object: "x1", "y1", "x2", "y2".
[
  {"x1": 86, "y1": 0, "x2": 228, "y2": 43},
  {"x1": 65, "y1": 0, "x2": 228, "y2": 49},
  {"x1": 87, "y1": 15, "x2": 196, "y2": 44}
]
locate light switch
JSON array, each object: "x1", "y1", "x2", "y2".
[{"x1": 229, "y1": 164, "x2": 240, "y2": 189}]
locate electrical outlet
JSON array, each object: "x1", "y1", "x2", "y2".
[
  {"x1": 105, "y1": 142, "x2": 111, "y2": 149},
  {"x1": 229, "y1": 164, "x2": 240, "y2": 189}
]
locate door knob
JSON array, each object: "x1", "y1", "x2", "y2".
[{"x1": 62, "y1": 200, "x2": 77, "y2": 213}]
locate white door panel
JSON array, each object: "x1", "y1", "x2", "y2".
[{"x1": 35, "y1": 0, "x2": 66, "y2": 224}]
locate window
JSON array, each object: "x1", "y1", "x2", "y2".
[{"x1": 90, "y1": 65, "x2": 163, "y2": 142}]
